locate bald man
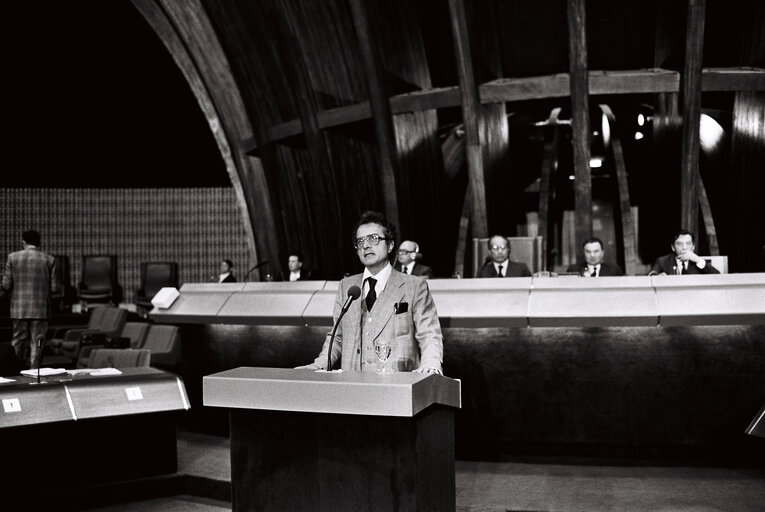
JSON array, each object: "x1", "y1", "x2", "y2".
[{"x1": 393, "y1": 240, "x2": 434, "y2": 279}]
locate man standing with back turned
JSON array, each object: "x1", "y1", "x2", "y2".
[
  {"x1": 296, "y1": 211, "x2": 443, "y2": 374},
  {"x1": 2, "y1": 230, "x2": 57, "y2": 369}
]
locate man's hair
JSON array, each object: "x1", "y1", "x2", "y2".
[
  {"x1": 22, "y1": 230, "x2": 41, "y2": 246},
  {"x1": 354, "y1": 211, "x2": 396, "y2": 245},
  {"x1": 582, "y1": 237, "x2": 604, "y2": 250},
  {"x1": 289, "y1": 251, "x2": 304, "y2": 263},
  {"x1": 486, "y1": 235, "x2": 510, "y2": 252},
  {"x1": 671, "y1": 229, "x2": 695, "y2": 244},
  {"x1": 223, "y1": 259, "x2": 234, "y2": 268}
]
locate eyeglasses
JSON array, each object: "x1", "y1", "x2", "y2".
[
  {"x1": 397, "y1": 249, "x2": 415, "y2": 255},
  {"x1": 490, "y1": 245, "x2": 508, "y2": 251},
  {"x1": 354, "y1": 234, "x2": 390, "y2": 249}
]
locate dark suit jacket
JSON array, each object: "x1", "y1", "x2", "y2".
[
  {"x1": 477, "y1": 260, "x2": 531, "y2": 278},
  {"x1": 566, "y1": 262, "x2": 624, "y2": 276},
  {"x1": 220, "y1": 273, "x2": 237, "y2": 283},
  {"x1": 311, "y1": 269, "x2": 443, "y2": 372},
  {"x1": 393, "y1": 262, "x2": 434, "y2": 279},
  {"x1": 651, "y1": 253, "x2": 720, "y2": 275},
  {"x1": 2, "y1": 247, "x2": 56, "y2": 319}
]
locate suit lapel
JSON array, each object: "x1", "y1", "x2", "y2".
[
  {"x1": 369, "y1": 271, "x2": 405, "y2": 340},
  {"x1": 345, "y1": 275, "x2": 363, "y2": 341}
]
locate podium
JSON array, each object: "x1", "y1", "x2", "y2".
[{"x1": 204, "y1": 367, "x2": 461, "y2": 512}]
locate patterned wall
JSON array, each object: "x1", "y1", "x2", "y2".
[{"x1": 0, "y1": 188, "x2": 252, "y2": 304}]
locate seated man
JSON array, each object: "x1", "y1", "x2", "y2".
[
  {"x1": 296, "y1": 211, "x2": 442, "y2": 374},
  {"x1": 477, "y1": 235, "x2": 532, "y2": 278},
  {"x1": 286, "y1": 251, "x2": 313, "y2": 281},
  {"x1": 651, "y1": 229, "x2": 720, "y2": 275},
  {"x1": 393, "y1": 240, "x2": 434, "y2": 279},
  {"x1": 567, "y1": 237, "x2": 624, "y2": 276}
]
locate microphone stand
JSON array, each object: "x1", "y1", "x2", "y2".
[
  {"x1": 30, "y1": 336, "x2": 45, "y2": 385},
  {"x1": 326, "y1": 287, "x2": 361, "y2": 371},
  {"x1": 243, "y1": 260, "x2": 269, "y2": 281}
]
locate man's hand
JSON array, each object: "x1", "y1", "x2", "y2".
[
  {"x1": 677, "y1": 251, "x2": 700, "y2": 263},
  {"x1": 413, "y1": 366, "x2": 442, "y2": 375}
]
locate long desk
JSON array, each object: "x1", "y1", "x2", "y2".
[
  {"x1": 1, "y1": 368, "x2": 190, "y2": 503},
  {"x1": 151, "y1": 275, "x2": 765, "y2": 463},
  {"x1": 152, "y1": 274, "x2": 765, "y2": 327}
]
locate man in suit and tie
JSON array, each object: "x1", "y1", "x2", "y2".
[
  {"x1": 567, "y1": 237, "x2": 624, "y2": 276},
  {"x1": 286, "y1": 252, "x2": 313, "y2": 281},
  {"x1": 393, "y1": 240, "x2": 434, "y2": 279},
  {"x1": 296, "y1": 211, "x2": 443, "y2": 374},
  {"x1": 2, "y1": 230, "x2": 57, "y2": 369},
  {"x1": 477, "y1": 235, "x2": 532, "y2": 278},
  {"x1": 651, "y1": 229, "x2": 720, "y2": 275}
]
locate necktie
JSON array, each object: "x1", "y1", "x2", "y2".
[
  {"x1": 682, "y1": 261, "x2": 688, "y2": 274},
  {"x1": 594, "y1": 265, "x2": 599, "y2": 277},
  {"x1": 402, "y1": 266, "x2": 408, "y2": 274},
  {"x1": 497, "y1": 265, "x2": 504, "y2": 277},
  {"x1": 366, "y1": 277, "x2": 377, "y2": 311}
]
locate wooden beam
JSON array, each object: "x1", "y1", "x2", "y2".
[
  {"x1": 448, "y1": 0, "x2": 487, "y2": 238},
  {"x1": 132, "y1": 0, "x2": 268, "y2": 274},
  {"x1": 680, "y1": 0, "x2": 706, "y2": 235},
  {"x1": 567, "y1": 0, "x2": 592, "y2": 250},
  {"x1": 538, "y1": 108, "x2": 561, "y2": 271},
  {"x1": 600, "y1": 105, "x2": 639, "y2": 275},
  {"x1": 348, "y1": 0, "x2": 400, "y2": 233},
  {"x1": 247, "y1": 68, "x2": 765, "y2": 151}
]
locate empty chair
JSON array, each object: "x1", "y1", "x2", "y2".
[
  {"x1": 88, "y1": 348, "x2": 151, "y2": 368},
  {"x1": 120, "y1": 322, "x2": 151, "y2": 349},
  {"x1": 142, "y1": 324, "x2": 181, "y2": 369},
  {"x1": 78, "y1": 255, "x2": 122, "y2": 306},
  {"x1": 135, "y1": 261, "x2": 179, "y2": 311},
  {"x1": 45, "y1": 306, "x2": 128, "y2": 368}
]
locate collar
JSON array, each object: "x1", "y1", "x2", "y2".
[
  {"x1": 289, "y1": 271, "x2": 301, "y2": 281},
  {"x1": 493, "y1": 261, "x2": 508, "y2": 275},
  {"x1": 403, "y1": 261, "x2": 415, "y2": 274},
  {"x1": 218, "y1": 272, "x2": 230, "y2": 283},
  {"x1": 363, "y1": 262, "x2": 392, "y2": 295}
]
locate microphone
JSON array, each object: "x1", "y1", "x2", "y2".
[
  {"x1": 243, "y1": 260, "x2": 269, "y2": 281},
  {"x1": 327, "y1": 285, "x2": 361, "y2": 371}
]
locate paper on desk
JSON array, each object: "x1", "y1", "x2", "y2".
[
  {"x1": 66, "y1": 368, "x2": 123, "y2": 376},
  {"x1": 0, "y1": 376, "x2": 15, "y2": 383},
  {"x1": 20, "y1": 368, "x2": 67, "y2": 377}
]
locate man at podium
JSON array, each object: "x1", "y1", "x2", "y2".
[{"x1": 296, "y1": 211, "x2": 443, "y2": 374}]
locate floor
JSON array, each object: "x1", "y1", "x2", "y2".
[{"x1": 83, "y1": 431, "x2": 765, "y2": 512}]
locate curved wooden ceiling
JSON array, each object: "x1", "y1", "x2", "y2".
[{"x1": 132, "y1": 0, "x2": 764, "y2": 278}]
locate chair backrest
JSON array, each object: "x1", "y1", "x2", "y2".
[
  {"x1": 88, "y1": 348, "x2": 151, "y2": 368},
  {"x1": 81, "y1": 255, "x2": 117, "y2": 290},
  {"x1": 86, "y1": 306, "x2": 108, "y2": 330},
  {"x1": 121, "y1": 322, "x2": 151, "y2": 348},
  {"x1": 472, "y1": 236, "x2": 544, "y2": 277},
  {"x1": 702, "y1": 256, "x2": 728, "y2": 274},
  {"x1": 140, "y1": 261, "x2": 179, "y2": 298},
  {"x1": 97, "y1": 307, "x2": 128, "y2": 337},
  {"x1": 142, "y1": 324, "x2": 181, "y2": 367}
]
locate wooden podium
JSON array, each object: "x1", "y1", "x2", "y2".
[{"x1": 204, "y1": 367, "x2": 462, "y2": 512}]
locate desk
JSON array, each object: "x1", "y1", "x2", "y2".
[{"x1": 2, "y1": 368, "x2": 190, "y2": 501}]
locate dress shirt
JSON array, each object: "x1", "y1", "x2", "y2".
[
  {"x1": 218, "y1": 272, "x2": 231, "y2": 283},
  {"x1": 401, "y1": 262, "x2": 415, "y2": 275},
  {"x1": 289, "y1": 271, "x2": 301, "y2": 282},
  {"x1": 362, "y1": 262, "x2": 393, "y2": 298}
]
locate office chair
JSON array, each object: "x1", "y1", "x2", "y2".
[
  {"x1": 135, "y1": 261, "x2": 179, "y2": 311},
  {"x1": 77, "y1": 255, "x2": 122, "y2": 306}
]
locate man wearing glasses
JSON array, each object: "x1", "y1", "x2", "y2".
[
  {"x1": 296, "y1": 211, "x2": 443, "y2": 374},
  {"x1": 477, "y1": 234, "x2": 532, "y2": 278},
  {"x1": 393, "y1": 240, "x2": 434, "y2": 279}
]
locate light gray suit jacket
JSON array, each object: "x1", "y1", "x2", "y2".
[{"x1": 311, "y1": 270, "x2": 443, "y2": 371}]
